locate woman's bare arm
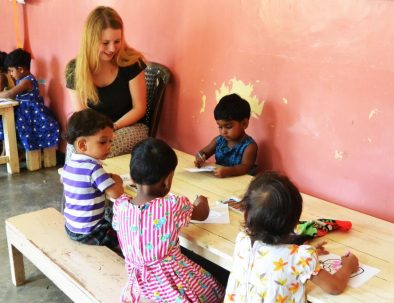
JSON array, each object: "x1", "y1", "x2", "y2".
[{"x1": 114, "y1": 72, "x2": 147, "y2": 129}]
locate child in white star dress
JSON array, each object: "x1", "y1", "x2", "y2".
[{"x1": 224, "y1": 172, "x2": 359, "y2": 303}]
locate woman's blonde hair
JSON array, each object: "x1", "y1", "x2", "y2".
[{"x1": 75, "y1": 6, "x2": 143, "y2": 105}]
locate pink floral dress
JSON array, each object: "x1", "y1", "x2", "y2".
[{"x1": 113, "y1": 194, "x2": 224, "y2": 303}]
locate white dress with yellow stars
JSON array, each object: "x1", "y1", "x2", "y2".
[{"x1": 224, "y1": 232, "x2": 320, "y2": 303}]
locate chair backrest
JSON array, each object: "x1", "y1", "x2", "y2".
[{"x1": 144, "y1": 62, "x2": 170, "y2": 137}]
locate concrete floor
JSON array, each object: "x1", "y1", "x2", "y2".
[{"x1": 0, "y1": 163, "x2": 71, "y2": 303}]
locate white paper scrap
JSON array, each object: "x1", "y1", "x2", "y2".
[
  {"x1": 191, "y1": 203, "x2": 229, "y2": 224},
  {"x1": 185, "y1": 166, "x2": 215, "y2": 173}
]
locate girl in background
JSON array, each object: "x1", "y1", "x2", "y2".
[
  {"x1": 0, "y1": 51, "x2": 14, "y2": 91},
  {"x1": 0, "y1": 48, "x2": 59, "y2": 153}
]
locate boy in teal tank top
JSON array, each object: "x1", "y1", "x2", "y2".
[{"x1": 195, "y1": 94, "x2": 258, "y2": 178}]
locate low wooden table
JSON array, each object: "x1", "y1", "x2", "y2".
[
  {"x1": 0, "y1": 100, "x2": 19, "y2": 174},
  {"x1": 104, "y1": 149, "x2": 394, "y2": 303}
]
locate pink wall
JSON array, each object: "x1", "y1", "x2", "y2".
[{"x1": 1, "y1": 0, "x2": 393, "y2": 222}]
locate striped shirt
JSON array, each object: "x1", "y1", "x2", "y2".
[
  {"x1": 113, "y1": 194, "x2": 225, "y2": 303},
  {"x1": 62, "y1": 153, "x2": 114, "y2": 234}
]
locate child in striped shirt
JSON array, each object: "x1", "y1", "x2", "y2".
[
  {"x1": 112, "y1": 138, "x2": 225, "y2": 303},
  {"x1": 61, "y1": 108, "x2": 124, "y2": 250}
]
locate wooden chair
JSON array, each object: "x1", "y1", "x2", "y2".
[{"x1": 144, "y1": 62, "x2": 171, "y2": 137}]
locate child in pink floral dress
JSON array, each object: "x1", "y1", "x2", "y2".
[{"x1": 113, "y1": 138, "x2": 225, "y2": 303}]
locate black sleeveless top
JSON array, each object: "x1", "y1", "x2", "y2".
[{"x1": 65, "y1": 59, "x2": 146, "y2": 122}]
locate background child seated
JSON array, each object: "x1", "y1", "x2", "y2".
[
  {"x1": 0, "y1": 50, "x2": 15, "y2": 156},
  {"x1": 113, "y1": 138, "x2": 225, "y2": 303},
  {"x1": 195, "y1": 93, "x2": 257, "y2": 178},
  {"x1": 0, "y1": 51, "x2": 14, "y2": 91},
  {"x1": 0, "y1": 48, "x2": 59, "y2": 153},
  {"x1": 61, "y1": 108, "x2": 124, "y2": 250},
  {"x1": 224, "y1": 172, "x2": 359, "y2": 303}
]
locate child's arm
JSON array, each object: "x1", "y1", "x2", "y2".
[
  {"x1": 0, "y1": 78, "x2": 32, "y2": 99},
  {"x1": 191, "y1": 195, "x2": 210, "y2": 221},
  {"x1": 214, "y1": 142, "x2": 258, "y2": 178},
  {"x1": 0, "y1": 74, "x2": 7, "y2": 91},
  {"x1": 105, "y1": 173, "x2": 124, "y2": 199},
  {"x1": 194, "y1": 138, "x2": 217, "y2": 168},
  {"x1": 311, "y1": 252, "x2": 359, "y2": 295}
]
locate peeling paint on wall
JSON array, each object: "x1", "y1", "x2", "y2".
[
  {"x1": 282, "y1": 97, "x2": 288, "y2": 104},
  {"x1": 368, "y1": 109, "x2": 379, "y2": 120},
  {"x1": 200, "y1": 95, "x2": 207, "y2": 113},
  {"x1": 334, "y1": 150, "x2": 344, "y2": 160},
  {"x1": 215, "y1": 78, "x2": 265, "y2": 119}
]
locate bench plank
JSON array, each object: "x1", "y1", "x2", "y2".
[{"x1": 6, "y1": 208, "x2": 127, "y2": 303}]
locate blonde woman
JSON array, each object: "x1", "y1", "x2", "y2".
[{"x1": 65, "y1": 6, "x2": 148, "y2": 159}]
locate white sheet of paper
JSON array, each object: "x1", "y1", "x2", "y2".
[
  {"x1": 191, "y1": 203, "x2": 230, "y2": 224},
  {"x1": 185, "y1": 166, "x2": 215, "y2": 173},
  {"x1": 319, "y1": 253, "x2": 380, "y2": 288}
]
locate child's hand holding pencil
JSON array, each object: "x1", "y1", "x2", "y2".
[{"x1": 194, "y1": 151, "x2": 206, "y2": 168}]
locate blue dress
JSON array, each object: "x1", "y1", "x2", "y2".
[
  {"x1": 0, "y1": 74, "x2": 59, "y2": 151},
  {"x1": 215, "y1": 135, "x2": 256, "y2": 174}
]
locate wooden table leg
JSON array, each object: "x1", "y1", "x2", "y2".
[{"x1": 2, "y1": 107, "x2": 20, "y2": 174}]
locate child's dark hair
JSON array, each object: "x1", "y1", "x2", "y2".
[
  {"x1": 63, "y1": 108, "x2": 113, "y2": 144},
  {"x1": 243, "y1": 171, "x2": 302, "y2": 245},
  {"x1": 4, "y1": 48, "x2": 31, "y2": 70},
  {"x1": 0, "y1": 51, "x2": 7, "y2": 72},
  {"x1": 214, "y1": 93, "x2": 251, "y2": 121},
  {"x1": 130, "y1": 138, "x2": 178, "y2": 185}
]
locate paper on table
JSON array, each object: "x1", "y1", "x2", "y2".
[
  {"x1": 191, "y1": 203, "x2": 230, "y2": 224},
  {"x1": 120, "y1": 174, "x2": 136, "y2": 192},
  {"x1": 185, "y1": 166, "x2": 215, "y2": 173},
  {"x1": 319, "y1": 253, "x2": 380, "y2": 288}
]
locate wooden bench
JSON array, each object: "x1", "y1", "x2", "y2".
[{"x1": 6, "y1": 208, "x2": 127, "y2": 303}]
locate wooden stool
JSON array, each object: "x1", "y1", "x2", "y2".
[
  {"x1": 26, "y1": 147, "x2": 57, "y2": 171},
  {"x1": 0, "y1": 100, "x2": 20, "y2": 174}
]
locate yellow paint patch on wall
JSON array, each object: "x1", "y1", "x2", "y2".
[
  {"x1": 200, "y1": 95, "x2": 207, "y2": 113},
  {"x1": 334, "y1": 150, "x2": 344, "y2": 160},
  {"x1": 215, "y1": 78, "x2": 264, "y2": 119},
  {"x1": 282, "y1": 97, "x2": 288, "y2": 104}
]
